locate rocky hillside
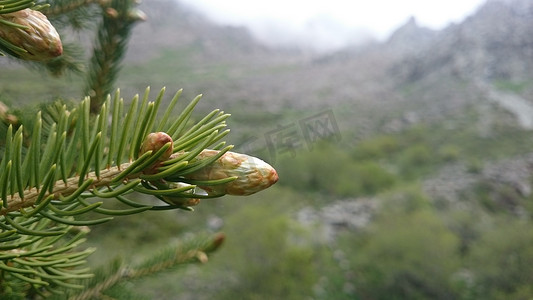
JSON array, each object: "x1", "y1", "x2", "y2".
[
  {"x1": 128, "y1": 0, "x2": 275, "y2": 63},
  {"x1": 102, "y1": 0, "x2": 533, "y2": 143},
  {"x1": 2, "y1": 0, "x2": 533, "y2": 133},
  {"x1": 391, "y1": 0, "x2": 533, "y2": 84}
]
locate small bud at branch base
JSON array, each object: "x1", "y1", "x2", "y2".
[{"x1": 139, "y1": 132, "x2": 174, "y2": 161}]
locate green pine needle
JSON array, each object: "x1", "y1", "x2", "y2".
[{"x1": 0, "y1": 87, "x2": 240, "y2": 294}]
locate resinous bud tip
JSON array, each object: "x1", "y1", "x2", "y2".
[
  {"x1": 187, "y1": 150, "x2": 279, "y2": 196},
  {"x1": 0, "y1": 9, "x2": 62, "y2": 61}
]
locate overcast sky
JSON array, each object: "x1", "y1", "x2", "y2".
[{"x1": 178, "y1": 0, "x2": 486, "y2": 52}]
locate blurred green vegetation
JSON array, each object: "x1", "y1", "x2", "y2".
[
  {"x1": 3, "y1": 51, "x2": 533, "y2": 299},
  {"x1": 347, "y1": 210, "x2": 460, "y2": 299},
  {"x1": 493, "y1": 79, "x2": 530, "y2": 94},
  {"x1": 0, "y1": 68, "x2": 82, "y2": 104},
  {"x1": 276, "y1": 142, "x2": 397, "y2": 197},
  {"x1": 76, "y1": 106, "x2": 533, "y2": 299}
]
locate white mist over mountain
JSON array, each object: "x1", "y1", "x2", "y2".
[{"x1": 178, "y1": 0, "x2": 485, "y2": 52}]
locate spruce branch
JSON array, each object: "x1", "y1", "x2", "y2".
[
  {"x1": 1, "y1": 1, "x2": 279, "y2": 297},
  {"x1": 0, "y1": 87, "x2": 278, "y2": 295},
  {"x1": 67, "y1": 233, "x2": 225, "y2": 300},
  {"x1": 0, "y1": 87, "x2": 278, "y2": 217},
  {"x1": 84, "y1": 0, "x2": 146, "y2": 113}
]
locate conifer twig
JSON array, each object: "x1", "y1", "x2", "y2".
[
  {"x1": 84, "y1": 0, "x2": 146, "y2": 113},
  {"x1": 69, "y1": 233, "x2": 225, "y2": 300},
  {"x1": 0, "y1": 162, "x2": 134, "y2": 216}
]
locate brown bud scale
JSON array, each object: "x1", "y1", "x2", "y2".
[{"x1": 139, "y1": 132, "x2": 174, "y2": 161}]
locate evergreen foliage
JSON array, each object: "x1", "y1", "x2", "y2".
[{"x1": 0, "y1": 1, "x2": 277, "y2": 298}]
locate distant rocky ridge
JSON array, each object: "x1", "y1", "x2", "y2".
[
  {"x1": 128, "y1": 0, "x2": 272, "y2": 63},
  {"x1": 133, "y1": 0, "x2": 533, "y2": 134},
  {"x1": 390, "y1": 0, "x2": 533, "y2": 84},
  {"x1": 3, "y1": 0, "x2": 533, "y2": 128},
  {"x1": 385, "y1": 16, "x2": 437, "y2": 56}
]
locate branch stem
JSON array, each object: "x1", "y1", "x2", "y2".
[{"x1": 0, "y1": 161, "x2": 135, "y2": 216}]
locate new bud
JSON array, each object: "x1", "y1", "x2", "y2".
[
  {"x1": 187, "y1": 150, "x2": 279, "y2": 196},
  {"x1": 139, "y1": 132, "x2": 174, "y2": 161},
  {"x1": 0, "y1": 9, "x2": 62, "y2": 61}
]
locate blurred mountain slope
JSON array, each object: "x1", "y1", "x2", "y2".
[
  {"x1": 124, "y1": 0, "x2": 533, "y2": 128},
  {"x1": 2, "y1": 0, "x2": 533, "y2": 135}
]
